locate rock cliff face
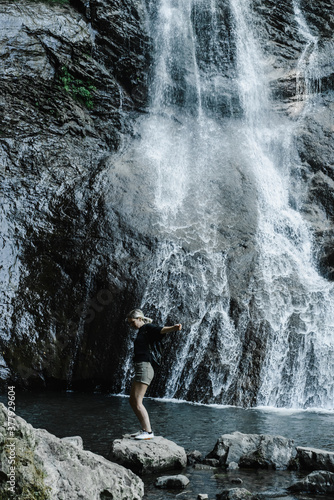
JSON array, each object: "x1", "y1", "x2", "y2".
[
  {"x1": 0, "y1": 0, "x2": 333, "y2": 407},
  {"x1": 1, "y1": 0, "x2": 153, "y2": 390}
]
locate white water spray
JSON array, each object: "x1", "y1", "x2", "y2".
[
  {"x1": 230, "y1": 0, "x2": 334, "y2": 408},
  {"x1": 119, "y1": 0, "x2": 334, "y2": 408}
]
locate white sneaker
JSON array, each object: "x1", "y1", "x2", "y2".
[
  {"x1": 129, "y1": 430, "x2": 142, "y2": 437},
  {"x1": 134, "y1": 431, "x2": 154, "y2": 440}
]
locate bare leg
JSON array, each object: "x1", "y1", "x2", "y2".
[{"x1": 129, "y1": 381, "x2": 152, "y2": 432}]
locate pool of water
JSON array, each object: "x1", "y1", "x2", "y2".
[{"x1": 1, "y1": 391, "x2": 333, "y2": 499}]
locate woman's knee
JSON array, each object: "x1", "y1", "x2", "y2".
[
  {"x1": 132, "y1": 402, "x2": 144, "y2": 414},
  {"x1": 129, "y1": 395, "x2": 141, "y2": 410}
]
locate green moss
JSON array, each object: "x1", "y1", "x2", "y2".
[
  {"x1": 1, "y1": 433, "x2": 52, "y2": 499},
  {"x1": 58, "y1": 66, "x2": 96, "y2": 110},
  {"x1": 20, "y1": 483, "x2": 51, "y2": 500},
  {"x1": 19, "y1": 449, "x2": 51, "y2": 499}
]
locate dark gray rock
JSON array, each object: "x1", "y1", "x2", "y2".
[
  {"x1": 0, "y1": 0, "x2": 152, "y2": 392},
  {"x1": 300, "y1": 0, "x2": 334, "y2": 38},
  {"x1": 208, "y1": 432, "x2": 295, "y2": 470},
  {"x1": 109, "y1": 436, "x2": 187, "y2": 474},
  {"x1": 216, "y1": 488, "x2": 253, "y2": 499},
  {"x1": 155, "y1": 474, "x2": 190, "y2": 489},
  {"x1": 253, "y1": 492, "x2": 290, "y2": 499},
  {"x1": 89, "y1": 0, "x2": 151, "y2": 107},
  {"x1": 187, "y1": 449, "x2": 203, "y2": 465},
  {"x1": 288, "y1": 470, "x2": 334, "y2": 494},
  {"x1": 201, "y1": 458, "x2": 220, "y2": 467},
  {"x1": 295, "y1": 446, "x2": 334, "y2": 472},
  {"x1": 194, "y1": 463, "x2": 218, "y2": 471},
  {"x1": 231, "y1": 478, "x2": 243, "y2": 484}
]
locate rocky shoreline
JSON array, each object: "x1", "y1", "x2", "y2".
[{"x1": 1, "y1": 403, "x2": 333, "y2": 499}]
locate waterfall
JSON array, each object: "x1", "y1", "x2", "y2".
[
  {"x1": 120, "y1": 0, "x2": 242, "y2": 402},
  {"x1": 119, "y1": 0, "x2": 334, "y2": 408},
  {"x1": 230, "y1": 0, "x2": 334, "y2": 408},
  {"x1": 293, "y1": 0, "x2": 321, "y2": 100}
]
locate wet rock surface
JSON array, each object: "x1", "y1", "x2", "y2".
[
  {"x1": 0, "y1": 0, "x2": 333, "y2": 408},
  {"x1": 207, "y1": 432, "x2": 295, "y2": 470},
  {"x1": 288, "y1": 470, "x2": 334, "y2": 494},
  {"x1": 0, "y1": 403, "x2": 144, "y2": 499},
  {"x1": 108, "y1": 436, "x2": 187, "y2": 474},
  {"x1": 155, "y1": 474, "x2": 190, "y2": 489},
  {"x1": 216, "y1": 488, "x2": 253, "y2": 499},
  {"x1": 295, "y1": 446, "x2": 334, "y2": 472},
  {"x1": 0, "y1": 0, "x2": 154, "y2": 392}
]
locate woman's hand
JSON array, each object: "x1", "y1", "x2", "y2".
[{"x1": 161, "y1": 324, "x2": 182, "y2": 334}]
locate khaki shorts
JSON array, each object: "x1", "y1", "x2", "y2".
[{"x1": 134, "y1": 362, "x2": 154, "y2": 386}]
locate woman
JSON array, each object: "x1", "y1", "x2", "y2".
[{"x1": 126, "y1": 308, "x2": 182, "y2": 440}]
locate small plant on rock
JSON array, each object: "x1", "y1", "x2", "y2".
[{"x1": 58, "y1": 66, "x2": 96, "y2": 110}]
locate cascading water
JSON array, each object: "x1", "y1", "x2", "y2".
[
  {"x1": 119, "y1": 0, "x2": 334, "y2": 408},
  {"x1": 293, "y1": 0, "x2": 321, "y2": 100},
  {"x1": 120, "y1": 0, "x2": 243, "y2": 402},
  {"x1": 227, "y1": 0, "x2": 334, "y2": 408}
]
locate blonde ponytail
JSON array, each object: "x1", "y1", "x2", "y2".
[{"x1": 126, "y1": 309, "x2": 153, "y2": 324}]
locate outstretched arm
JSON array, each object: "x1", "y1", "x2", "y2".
[{"x1": 161, "y1": 324, "x2": 182, "y2": 334}]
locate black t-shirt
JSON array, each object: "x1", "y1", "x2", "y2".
[{"x1": 133, "y1": 323, "x2": 163, "y2": 363}]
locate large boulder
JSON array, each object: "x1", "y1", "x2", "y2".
[
  {"x1": 208, "y1": 431, "x2": 295, "y2": 470},
  {"x1": 288, "y1": 470, "x2": 334, "y2": 494},
  {"x1": 109, "y1": 436, "x2": 187, "y2": 474},
  {"x1": 0, "y1": 404, "x2": 144, "y2": 499},
  {"x1": 295, "y1": 446, "x2": 334, "y2": 472}
]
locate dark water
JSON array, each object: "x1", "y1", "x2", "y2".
[{"x1": 1, "y1": 391, "x2": 334, "y2": 499}]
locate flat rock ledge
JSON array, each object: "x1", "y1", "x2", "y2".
[
  {"x1": 207, "y1": 431, "x2": 295, "y2": 470},
  {"x1": 0, "y1": 404, "x2": 144, "y2": 500},
  {"x1": 295, "y1": 446, "x2": 334, "y2": 472},
  {"x1": 109, "y1": 436, "x2": 187, "y2": 474}
]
